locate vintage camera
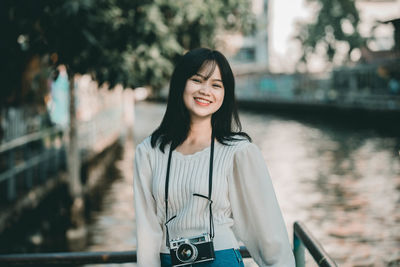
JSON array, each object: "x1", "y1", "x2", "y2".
[{"x1": 169, "y1": 233, "x2": 215, "y2": 266}]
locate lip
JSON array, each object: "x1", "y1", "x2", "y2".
[{"x1": 194, "y1": 97, "x2": 212, "y2": 106}]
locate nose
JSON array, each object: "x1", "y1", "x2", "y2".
[{"x1": 199, "y1": 83, "x2": 211, "y2": 95}]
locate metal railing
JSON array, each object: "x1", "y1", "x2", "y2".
[
  {"x1": 0, "y1": 221, "x2": 337, "y2": 266},
  {"x1": 0, "y1": 105, "x2": 123, "y2": 203},
  {"x1": 0, "y1": 250, "x2": 136, "y2": 265},
  {"x1": 0, "y1": 126, "x2": 66, "y2": 202},
  {"x1": 293, "y1": 221, "x2": 337, "y2": 267}
]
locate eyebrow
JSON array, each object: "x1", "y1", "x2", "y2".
[{"x1": 194, "y1": 73, "x2": 222, "y2": 83}]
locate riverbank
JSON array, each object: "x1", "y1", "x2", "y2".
[
  {"x1": 149, "y1": 96, "x2": 400, "y2": 135},
  {"x1": 237, "y1": 99, "x2": 400, "y2": 135}
]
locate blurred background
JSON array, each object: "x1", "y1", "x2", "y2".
[{"x1": 0, "y1": 0, "x2": 399, "y2": 266}]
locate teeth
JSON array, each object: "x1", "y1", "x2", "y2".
[{"x1": 195, "y1": 98, "x2": 211, "y2": 104}]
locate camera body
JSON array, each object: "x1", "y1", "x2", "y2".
[{"x1": 169, "y1": 233, "x2": 215, "y2": 266}]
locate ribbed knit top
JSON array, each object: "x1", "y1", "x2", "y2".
[{"x1": 133, "y1": 136, "x2": 295, "y2": 267}]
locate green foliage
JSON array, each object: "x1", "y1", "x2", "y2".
[
  {"x1": 1, "y1": 0, "x2": 254, "y2": 104},
  {"x1": 295, "y1": 0, "x2": 365, "y2": 69}
]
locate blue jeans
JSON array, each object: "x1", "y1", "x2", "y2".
[{"x1": 160, "y1": 248, "x2": 244, "y2": 267}]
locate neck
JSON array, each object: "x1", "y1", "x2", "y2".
[
  {"x1": 186, "y1": 117, "x2": 212, "y2": 144},
  {"x1": 175, "y1": 117, "x2": 212, "y2": 155}
]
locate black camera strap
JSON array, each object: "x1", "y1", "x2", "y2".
[{"x1": 164, "y1": 136, "x2": 215, "y2": 248}]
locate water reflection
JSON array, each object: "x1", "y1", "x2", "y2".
[
  {"x1": 241, "y1": 110, "x2": 400, "y2": 266},
  {"x1": 83, "y1": 137, "x2": 137, "y2": 267},
  {"x1": 85, "y1": 101, "x2": 399, "y2": 267}
]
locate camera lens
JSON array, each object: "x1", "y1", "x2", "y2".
[{"x1": 176, "y1": 243, "x2": 198, "y2": 262}]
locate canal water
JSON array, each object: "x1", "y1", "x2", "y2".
[
  {"x1": 2, "y1": 101, "x2": 399, "y2": 266},
  {"x1": 83, "y1": 101, "x2": 400, "y2": 267}
]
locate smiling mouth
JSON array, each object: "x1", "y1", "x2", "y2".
[{"x1": 194, "y1": 97, "x2": 212, "y2": 105}]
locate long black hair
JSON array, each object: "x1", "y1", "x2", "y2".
[{"x1": 151, "y1": 48, "x2": 251, "y2": 152}]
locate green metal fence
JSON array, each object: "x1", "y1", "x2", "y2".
[{"x1": 293, "y1": 221, "x2": 337, "y2": 267}]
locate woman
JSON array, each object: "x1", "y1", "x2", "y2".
[{"x1": 134, "y1": 48, "x2": 295, "y2": 266}]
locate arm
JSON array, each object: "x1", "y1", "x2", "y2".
[
  {"x1": 133, "y1": 143, "x2": 163, "y2": 267},
  {"x1": 228, "y1": 143, "x2": 295, "y2": 266}
]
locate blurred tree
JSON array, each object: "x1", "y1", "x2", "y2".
[
  {"x1": 295, "y1": 0, "x2": 365, "y2": 71},
  {"x1": 1, "y1": 0, "x2": 254, "y2": 105},
  {"x1": 1, "y1": 0, "x2": 254, "y2": 230}
]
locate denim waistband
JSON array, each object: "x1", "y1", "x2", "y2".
[{"x1": 160, "y1": 248, "x2": 244, "y2": 267}]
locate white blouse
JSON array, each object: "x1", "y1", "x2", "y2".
[{"x1": 133, "y1": 136, "x2": 295, "y2": 266}]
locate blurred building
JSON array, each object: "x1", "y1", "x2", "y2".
[
  {"x1": 232, "y1": 0, "x2": 400, "y2": 109},
  {"x1": 333, "y1": 1, "x2": 400, "y2": 98},
  {"x1": 359, "y1": 17, "x2": 400, "y2": 63},
  {"x1": 219, "y1": 0, "x2": 270, "y2": 74}
]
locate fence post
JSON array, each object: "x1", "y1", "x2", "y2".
[
  {"x1": 24, "y1": 144, "x2": 33, "y2": 189},
  {"x1": 7, "y1": 149, "x2": 16, "y2": 201},
  {"x1": 294, "y1": 228, "x2": 306, "y2": 267},
  {"x1": 67, "y1": 71, "x2": 85, "y2": 234},
  {"x1": 40, "y1": 139, "x2": 49, "y2": 182}
]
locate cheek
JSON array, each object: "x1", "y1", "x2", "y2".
[
  {"x1": 183, "y1": 84, "x2": 193, "y2": 106},
  {"x1": 183, "y1": 92, "x2": 191, "y2": 109},
  {"x1": 213, "y1": 90, "x2": 225, "y2": 111},
  {"x1": 217, "y1": 90, "x2": 225, "y2": 104}
]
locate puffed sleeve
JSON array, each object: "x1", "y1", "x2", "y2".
[
  {"x1": 133, "y1": 142, "x2": 163, "y2": 267},
  {"x1": 228, "y1": 142, "x2": 295, "y2": 266}
]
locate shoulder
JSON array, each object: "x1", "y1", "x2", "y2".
[
  {"x1": 218, "y1": 135, "x2": 261, "y2": 160},
  {"x1": 135, "y1": 136, "x2": 159, "y2": 159},
  {"x1": 221, "y1": 135, "x2": 254, "y2": 152},
  {"x1": 236, "y1": 142, "x2": 261, "y2": 157},
  {"x1": 136, "y1": 136, "x2": 152, "y2": 152},
  {"x1": 223, "y1": 137, "x2": 263, "y2": 162},
  {"x1": 229, "y1": 141, "x2": 269, "y2": 177},
  {"x1": 135, "y1": 135, "x2": 168, "y2": 159}
]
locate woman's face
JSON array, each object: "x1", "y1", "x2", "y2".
[{"x1": 183, "y1": 64, "x2": 225, "y2": 122}]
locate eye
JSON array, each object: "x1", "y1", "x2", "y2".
[
  {"x1": 213, "y1": 83, "x2": 222, "y2": 88},
  {"x1": 190, "y1": 78, "x2": 201, "y2": 83}
]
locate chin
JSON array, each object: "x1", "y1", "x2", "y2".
[
  {"x1": 194, "y1": 113, "x2": 213, "y2": 119},
  {"x1": 191, "y1": 110, "x2": 214, "y2": 119}
]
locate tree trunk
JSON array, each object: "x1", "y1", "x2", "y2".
[{"x1": 67, "y1": 70, "x2": 85, "y2": 233}]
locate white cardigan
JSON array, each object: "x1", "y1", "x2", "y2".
[{"x1": 133, "y1": 136, "x2": 295, "y2": 266}]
